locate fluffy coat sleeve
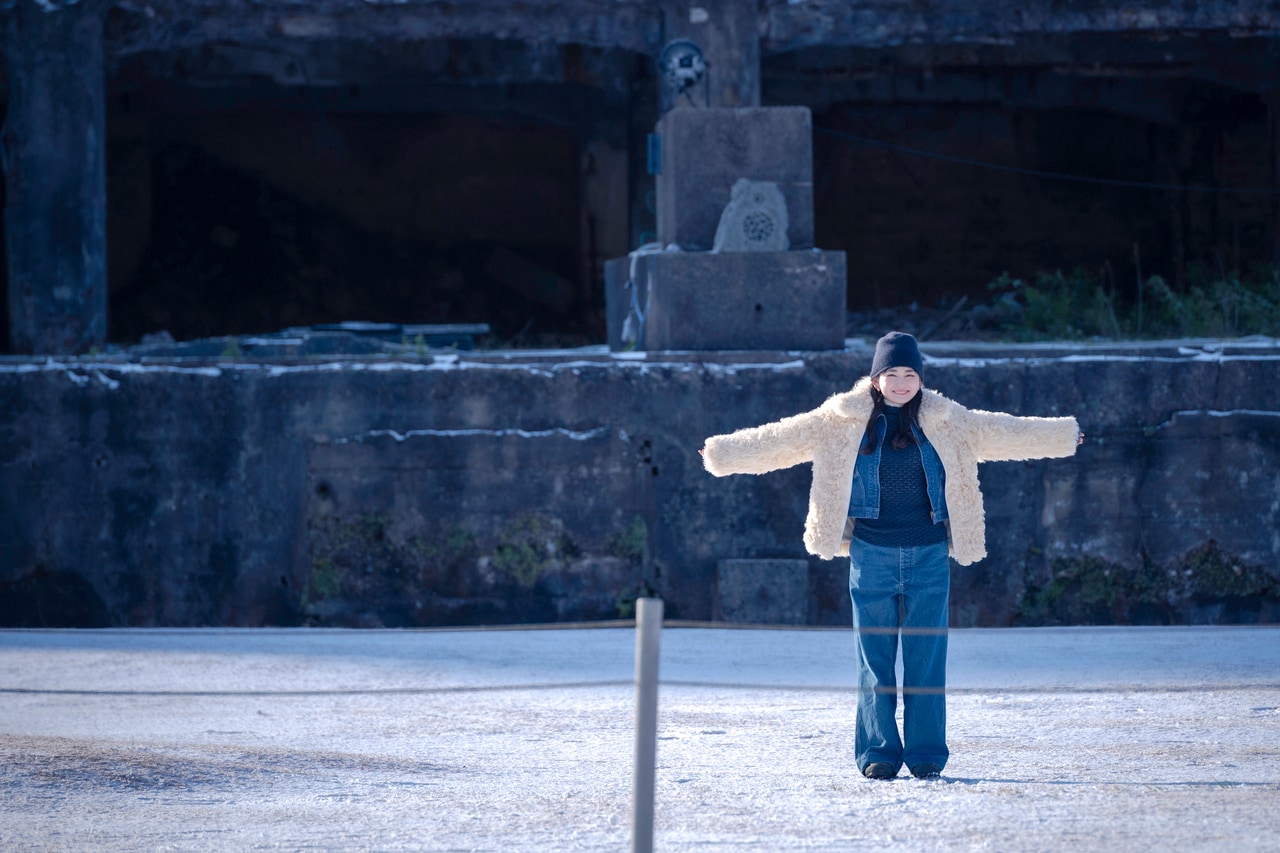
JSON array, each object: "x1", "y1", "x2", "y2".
[
  {"x1": 959, "y1": 407, "x2": 1080, "y2": 462},
  {"x1": 702, "y1": 408, "x2": 826, "y2": 477}
]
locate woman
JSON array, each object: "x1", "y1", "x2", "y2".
[{"x1": 700, "y1": 331, "x2": 1082, "y2": 781}]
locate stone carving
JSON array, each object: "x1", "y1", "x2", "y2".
[{"x1": 712, "y1": 179, "x2": 790, "y2": 252}]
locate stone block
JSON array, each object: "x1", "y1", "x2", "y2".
[
  {"x1": 604, "y1": 249, "x2": 846, "y2": 351},
  {"x1": 656, "y1": 107, "x2": 814, "y2": 251},
  {"x1": 716, "y1": 559, "x2": 810, "y2": 625}
]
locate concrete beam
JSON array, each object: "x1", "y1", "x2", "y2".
[
  {"x1": 85, "y1": 1, "x2": 1280, "y2": 60},
  {"x1": 761, "y1": 0, "x2": 1280, "y2": 54},
  {"x1": 100, "y1": 0, "x2": 663, "y2": 58}
]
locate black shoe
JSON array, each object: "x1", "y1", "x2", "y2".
[
  {"x1": 910, "y1": 763, "x2": 942, "y2": 780},
  {"x1": 862, "y1": 762, "x2": 897, "y2": 780}
]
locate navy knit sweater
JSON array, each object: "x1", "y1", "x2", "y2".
[{"x1": 853, "y1": 406, "x2": 948, "y2": 547}]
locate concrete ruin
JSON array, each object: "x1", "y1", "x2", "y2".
[
  {"x1": 3, "y1": 2, "x2": 1280, "y2": 626},
  {"x1": 603, "y1": 105, "x2": 846, "y2": 350},
  {"x1": 5, "y1": 1, "x2": 1280, "y2": 350}
]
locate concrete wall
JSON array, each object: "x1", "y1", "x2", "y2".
[{"x1": 2, "y1": 339, "x2": 1279, "y2": 627}]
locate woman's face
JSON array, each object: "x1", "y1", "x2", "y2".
[{"x1": 873, "y1": 367, "x2": 922, "y2": 406}]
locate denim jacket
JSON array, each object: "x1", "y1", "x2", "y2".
[{"x1": 848, "y1": 413, "x2": 949, "y2": 524}]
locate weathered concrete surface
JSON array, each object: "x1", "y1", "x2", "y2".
[
  {"x1": 1, "y1": 339, "x2": 1279, "y2": 627},
  {"x1": 3, "y1": 0, "x2": 109, "y2": 355},
  {"x1": 715, "y1": 558, "x2": 809, "y2": 624},
  {"x1": 3, "y1": 0, "x2": 1265, "y2": 98},
  {"x1": 99, "y1": 0, "x2": 664, "y2": 58},
  {"x1": 655, "y1": 107, "x2": 814, "y2": 253},
  {"x1": 760, "y1": 0, "x2": 1280, "y2": 53},
  {"x1": 604, "y1": 251, "x2": 846, "y2": 351},
  {"x1": 82, "y1": 0, "x2": 1280, "y2": 60}
]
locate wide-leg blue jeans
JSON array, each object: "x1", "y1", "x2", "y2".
[{"x1": 848, "y1": 538, "x2": 951, "y2": 774}]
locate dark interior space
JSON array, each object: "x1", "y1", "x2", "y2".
[
  {"x1": 805, "y1": 77, "x2": 1277, "y2": 314},
  {"x1": 767, "y1": 34, "x2": 1280, "y2": 317},
  {"x1": 6, "y1": 26, "x2": 1280, "y2": 351},
  {"x1": 93, "y1": 29, "x2": 647, "y2": 351},
  {"x1": 107, "y1": 98, "x2": 595, "y2": 346}
]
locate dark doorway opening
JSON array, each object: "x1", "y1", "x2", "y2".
[{"x1": 107, "y1": 96, "x2": 595, "y2": 347}]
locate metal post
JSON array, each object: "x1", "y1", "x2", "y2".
[{"x1": 631, "y1": 596, "x2": 663, "y2": 853}]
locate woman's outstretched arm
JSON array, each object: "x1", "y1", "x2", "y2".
[
  {"x1": 962, "y1": 408, "x2": 1081, "y2": 462},
  {"x1": 702, "y1": 409, "x2": 825, "y2": 477}
]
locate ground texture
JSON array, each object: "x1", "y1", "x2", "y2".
[{"x1": 2, "y1": 625, "x2": 1277, "y2": 851}]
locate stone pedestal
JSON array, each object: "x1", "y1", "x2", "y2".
[
  {"x1": 715, "y1": 559, "x2": 810, "y2": 625},
  {"x1": 656, "y1": 106, "x2": 814, "y2": 252},
  {"x1": 606, "y1": 105, "x2": 845, "y2": 352},
  {"x1": 605, "y1": 250, "x2": 845, "y2": 351}
]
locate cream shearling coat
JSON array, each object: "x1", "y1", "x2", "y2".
[{"x1": 702, "y1": 377, "x2": 1080, "y2": 565}]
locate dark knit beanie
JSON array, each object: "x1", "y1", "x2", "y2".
[{"x1": 870, "y1": 331, "x2": 923, "y2": 379}]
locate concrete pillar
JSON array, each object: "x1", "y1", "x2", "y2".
[
  {"x1": 3, "y1": 0, "x2": 109, "y2": 354},
  {"x1": 659, "y1": 0, "x2": 760, "y2": 111},
  {"x1": 609, "y1": 5, "x2": 846, "y2": 352}
]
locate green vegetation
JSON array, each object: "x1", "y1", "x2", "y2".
[
  {"x1": 615, "y1": 582, "x2": 657, "y2": 620},
  {"x1": 492, "y1": 515, "x2": 576, "y2": 588},
  {"x1": 304, "y1": 510, "x2": 397, "y2": 606},
  {"x1": 307, "y1": 557, "x2": 343, "y2": 601},
  {"x1": 606, "y1": 516, "x2": 648, "y2": 563},
  {"x1": 1015, "y1": 541, "x2": 1278, "y2": 626},
  {"x1": 303, "y1": 511, "x2": 487, "y2": 623},
  {"x1": 1181, "y1": 540, "x2": 1275, "y2": 600},
  {"x1": 1015, "y1": 554, "x2": 1169, "y2": 625},
  {"x1": 400, "y1": 333, "x2": 429, "y2": 357},
  {"x1": 605, "y1": 516, "x2": 654, "y2": 618},
  {"x1": 302, "y1": 508, "x2": 657, "y2": 624},
  {"x1": 985, "y1": 263, "x2": 1280, "y2": 340}
]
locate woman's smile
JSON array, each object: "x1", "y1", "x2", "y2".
[{"x1": 874, "y1": 367, "x2": 922, "y2": 404}]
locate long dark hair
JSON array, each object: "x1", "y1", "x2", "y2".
[{"x1": 859, "y1": 384, "x2": 922, "y2": 455}]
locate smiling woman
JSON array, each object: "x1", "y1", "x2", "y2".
[{"x1": 701, "y1": 330, "x2": 1082, "y2": 780}]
